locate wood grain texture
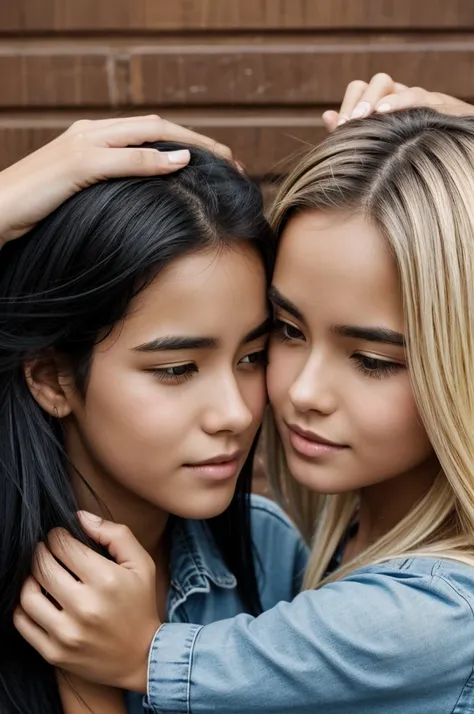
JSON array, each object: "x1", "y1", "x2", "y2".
[
  {"x1": 1, "y1": 38, "x2": 473, "y2": 110},
  {"x1": 129, "y1": 40, "x2": 474, "y2": 106},
  {"x1": 1, "y1": 0, "x2": 473, "y2": 32}
]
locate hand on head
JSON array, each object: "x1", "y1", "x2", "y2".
[
  {"x1": 0, "y1": 114, "x2": 233, "y2": 246},
  {"x1": 322, "y1": 73, "x2": 474, "y2": 133}
]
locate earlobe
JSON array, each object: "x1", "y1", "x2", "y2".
[{"x1": 23, "y1": 354, "x2": 74, "y2": 418}]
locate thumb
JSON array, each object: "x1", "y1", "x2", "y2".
[{"x1": 77, "y1": 511, "x2": 152, "y2": 571}]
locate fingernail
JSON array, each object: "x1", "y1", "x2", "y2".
[
  {"x1": 376, "y1": 103, "x2": 391, "y2": 113},
  {"x1": 166, "y1": 149, "x2": 190, "y2": 165},
  {"x1": 351, "y1": 101, "x2": 371, "y2": 119},
  {"x1": 235, "y1": 160, "x2": 246, "y2": 174},
  {"x1": 78, "y1": 510, "x2": 102, "y2": 525},
  {"x1": 337, "y1": 115, "x2": 349, "y2": 126}
]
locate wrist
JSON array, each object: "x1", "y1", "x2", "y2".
[
  {"x1": 122, "y1": 657, "x2": 148, "y2": 695},
  {"x1": 120, "y1": 625, "x2": 160, "y2": 694}
]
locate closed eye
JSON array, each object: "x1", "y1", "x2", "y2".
[
  {"x1": 152, "y1": 363, "x2": 198, "y2": 384},
  {"x1": 352, "y1": 354, "x2": 403, "y2": 380}
]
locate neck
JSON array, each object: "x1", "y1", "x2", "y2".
[
  {"x1": 70, "y1": 468, "x2": 169, "y2": 561},
  {"x1": 346, "y1": 456, "x2": 439, "y2": 560}
]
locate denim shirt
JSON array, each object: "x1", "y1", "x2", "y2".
[
  {"x1": 145, "y1": 556, "x2": 474, "y2": 714},
  {"x1": 125, "y1": 494, "x2": 308, "y2": 714}
]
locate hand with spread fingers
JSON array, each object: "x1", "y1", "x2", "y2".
[
  {"x1": 14, "y1": 512, "x2": 159, "y2": 695},
  {"x1": 322, "y1": 72, "x2": 474, "y2": 132},
  {"x1": 0, "y1": 114, "x2": 233, "y2": 246}
]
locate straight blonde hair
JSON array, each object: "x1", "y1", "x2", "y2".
[{"x1": 265, "y1": 108, "x2": 474, "y2": 589}]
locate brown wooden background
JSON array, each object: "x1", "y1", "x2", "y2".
[{"x1": 0, "y1": 0, "x2": 473, "y2": 184}]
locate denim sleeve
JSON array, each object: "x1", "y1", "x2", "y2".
[{"x1": 145, "y1": 566, "x2": 474, "y2": 714}]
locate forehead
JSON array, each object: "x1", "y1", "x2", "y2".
[
  {"x1": 110, "y1": 245, "x2": 267, "y2": 346},
  {"x1": 273, "y1": 210, "x2": 403, "y2": 328}
]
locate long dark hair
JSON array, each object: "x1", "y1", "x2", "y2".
[{"x1": 0, "y1": 142, "x2": 274, "y2": 713}]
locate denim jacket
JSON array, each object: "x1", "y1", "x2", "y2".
[
  {"x1": 126, "y1": 495, "x2": 308, "y2": 714},
  {"x1": 145, "y1": 556, "x2": 474, "y2": 714}
]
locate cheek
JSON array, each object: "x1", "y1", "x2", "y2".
[
  {"x1": 88, "y1": 368, "x2": 167, "y2": 434},
  {"x1": 353, "y1": 374, "x2": 432, "y2": 461},
  {"x1": 76, "y1": 361, "x2": 189, "y2": 469}
]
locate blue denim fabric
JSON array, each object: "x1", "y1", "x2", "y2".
[
  {"x1": 125, "y1": 495, "x2": 308, "y2": 714},
  {"x1": 145, "y1": 556, "x2": 474, "y2": 714}
]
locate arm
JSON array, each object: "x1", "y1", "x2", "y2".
[
  {"x1": 323, "y1": 73, "x2": 474, "y2": 132},
  {"x1": 57, "y1": 672, "x2": 127, "y2": 714},
  {"x1": 17, "y1": 517, "x2": 471, "y2": 713},
  {"x1": 146, "y1": 565, "x2": 474, "y2": 713}
]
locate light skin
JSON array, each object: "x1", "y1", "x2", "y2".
[
  {"x1": 11, "y1": 76, "x2": 474, "y2": 700},
  {"x1": 268, "y1": 210, "x2": 438, "y2": 552},
  {"x1": 322, "y1": 72, "x2": 474, "y2": 132},
  {"x1": 16, "y1": 244, "x2": 268, "y2": 693},
  {"x1": 59, "y1": 246, "x2": 269, "y2": 548},
  {"x1": 57, "y1": 670, "x2": 128, "y2": 713}
]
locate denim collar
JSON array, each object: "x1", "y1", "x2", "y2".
[{"x1": 167, "y1": 518, "x2": 237, "y2": 621}]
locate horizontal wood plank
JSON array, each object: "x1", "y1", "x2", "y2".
[
  {"x1": 1, "y1": 39, "x2": 474, "y2": 108},
  {"x1": 130, "y1": 42, "x2": 474, "y2": 106},
  {"x1": 1, "y1": 0, "x2": 473, "y2": 32}
]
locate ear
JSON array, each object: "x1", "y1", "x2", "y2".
[{"x1": 23, "y1": 352, "x2": 77, "y2": 418}]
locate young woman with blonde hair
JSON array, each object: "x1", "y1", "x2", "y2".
[{"x1": 8, "y1": 83, "x2": 474, "y2": 713}]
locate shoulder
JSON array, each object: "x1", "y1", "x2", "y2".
[
  {"x1": 336, "y1": 555, "x2": 474, "y2": 606},
  {"x1": 349, "y1": 555, "x2": 474, "y2": 605},
  {"x1": 315, "y1": 557, "x2": 474, "y2": 646},
  {"x1": 249, "y1": 495, "x2": 309, "y2": 604}
]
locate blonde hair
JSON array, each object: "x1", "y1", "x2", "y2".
[{"x1": 265, "y1": 108, "x2": 474, "y2": 589}]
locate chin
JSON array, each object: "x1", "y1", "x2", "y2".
[
  {"x1": 286, "y1": 456, "x2": 355, "y2": 495},
  {"x1": 171, "y1": 487, "x2": 236, "y2": 521}
]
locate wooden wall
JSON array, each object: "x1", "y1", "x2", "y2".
[{"x1": 0, "y1": 0, "x2": 473, "y2": 182}]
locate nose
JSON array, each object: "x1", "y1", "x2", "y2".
[
  {"x1": 289, "y1": 354, "x2": 337, "y2": 415},
  {"x1": 202, "y1": 375, "x2": 254, "y2": 435}
]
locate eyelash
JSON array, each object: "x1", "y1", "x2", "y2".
[
  {"x1": 273, "y1": 320, "x2": 402, "y2": 380},
  {"x1": 151, "y1": 349, "x2": 268, "y2": 384},
  {"x1": 352, "y1": 354, "x2": 402, "y2": 379},
  {"x1": 152, "y1": 364, "x2": 198, "y2": 383},
  {"x1": 272, "y1": 319, "x2": 305, "y2": 342}
]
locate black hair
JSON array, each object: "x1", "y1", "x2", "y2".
[{"x1": 0, "y1": 142, "x2": 274, "y2": 713}]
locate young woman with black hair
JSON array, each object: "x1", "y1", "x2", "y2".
[{"x1": 0, "y1": 133, "x2": 306, "y2": 713}]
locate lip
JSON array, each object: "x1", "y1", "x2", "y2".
[
  {"x1": 184, "y1": 451, "x2": 244, "y2": 481},
  {"x1": 285, "y1": 422, "x2": 348, "y2": 459},
  {"x1": 188, "y1": 450, "x2": 243, "y2": 466},
  {"x1": 287, "y1": 424, "x2": 344, "y2": 447}
]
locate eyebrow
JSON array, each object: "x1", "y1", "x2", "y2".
[
  {"x1": 268, "y1": 286, "x2": 404, "y2": 346},
  {"x1": 332, "y1": 325, "x2": 405, "y2": 347},
  {"x1": 132, "y1": 317, "x2": 272, "y2": 353},
  {"x1": 268, "y1": 286, "x2": 304, "y2": 322}
]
